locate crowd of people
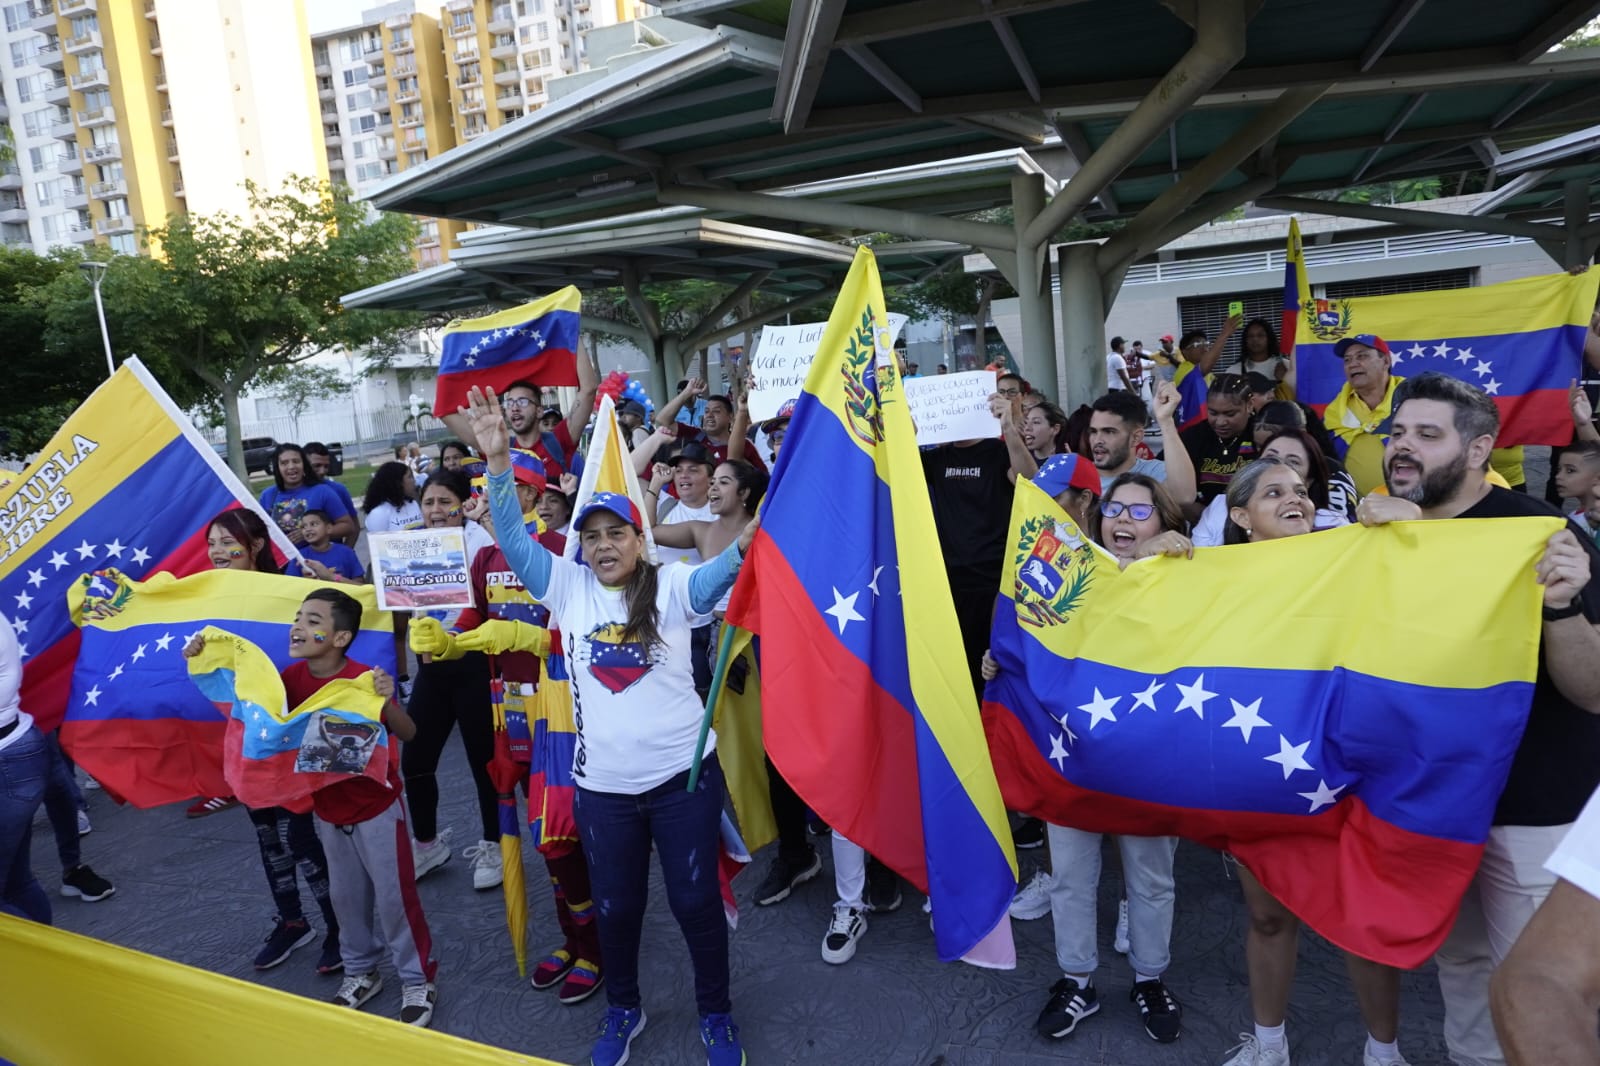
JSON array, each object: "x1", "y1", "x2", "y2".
[{"x1": 4, "y1": 307, "x2": 1600, "y2": 1066}]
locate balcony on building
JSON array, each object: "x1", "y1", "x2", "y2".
[
  {"x1": 392, "y1": 57, "x2": 417, "y2": 76},
  {"x1": 76, "y1": 104, "x2": 115, "y2": 128},
  {"x1": 43, "y1": 75, "x2": 69, "y2": 103},
  {"x1": 159, "y1": 106, "x2": 173, "y2": 126},
  {"x1": 172, "y1": 178, "x2": 184, "y2": 199},
  {"x1": 394, "y1": 86, "x2": 419, "y2": 103},
  {"x1": 397, "y1": 112, "x2": 423, "y2": 129},
  {"x1": 490, "y1": 35, "x2": 516, "y2": 60},
  {"x1": 57, "y1": 147, "x2": 82, "y2": 175},
  {"x1": 495, "y1": 88, "x2": 522, "y2": 108},
  {"x1": 89, "y1": 178, "x2": 125, "y2": 200},
  {"x1": 0, "y1": 164, "x2": 21, "y2": 192},
  {"x1": 0, "y1": 194, "x2": 28, "y2": 225},
  {"x1": 70, "y1": 67, "x2": 109, "y2": 91},
  {"x1": 83, "y1": 142, "x2": 121, "y2": 164},
  {"x1": 324, "y1": 125, "x2": 342, "y2": 143},
  {"x1": 488, "y1": 5, "x2": 514, "y2": 33},
  {"x1": 64, "y1": 30, "x2": 102, "y2": 55},
  {"x1": 415, "y1": 229, "x2": 440, "y2": 248},
  {"x1": 366, "y1": 61, "x2": 386, "y2": 84},
  {"x1": 375, "y1": 113, "x2": 394, "y2": 133},
  {"x1": 51, "y1": 115, "x2": 77, "y2": 141},
  {"x1": 95, "y1": 215, "x2": 133, "y2": 236},
  {"x1": 143, "y1": 0, "x2": 156, "y2": 17},
  {"x1": 573, "y1": 0, "x2": 589, "y2": 10},
  {"x1": 454, "y1": 45, "x2": 479, "y2": 62},
  {"x1": 67, "y1": 223, "x2": 95, "y2": 243},
  {"x1": 165, "y1": 137, "x2": 179, "y2": 161},
  {"x1": 314, "y1": 58, "x2": 331, "y2": 77},
  {"x1": 379, "y1": 141, "x2": 398, "y2": 161},
  {"x1": 59, "y1": 0, "x2": 97, "y2": 14},
  {"x1": 575, "y1": 17, "x2": 592, "y2": 33},
  {"x1": 149, "y1": 29, "x2": 161, "y2": 55},
  {"x1": 362, "y1": 37, "x2": 383, "y2": 57},
  {"x1": 27, "y1": 2, "x2": 57, "y2": 34},
  {"x1": 493, "y1": 64, "x2": 519, "y2": 85},
  {"x1": 37, "y1": 44, "x2": 65, "y2": 69},
  {"x1": 63, "y1": 180, "x2": 88, "y2": 209},
  {"x1": 155, "y1": 70, "x2": 167, "y2": 91},
  {"x1": 458, "y1": 98, "x2": 485, "y2": 115},
  {"x1": 401, "y1": 133, "x2": 426, "y2": 152},
  {"x1": 318, "y1": 80, "x2": 334, "y2": 100},
  {"x1": 389, "y1": 31, "x2": 414, "y2": 55},
  {"x1": 456, "y1": 69, "x2": 481, "y2": 88}
]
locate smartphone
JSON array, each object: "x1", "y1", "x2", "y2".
[{"x1": 1228, "y1": 300, "x2": 1244, "y2": 318}]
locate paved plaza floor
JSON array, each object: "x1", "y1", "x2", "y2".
[{"x1": 39, "y1": 737, "x2": 1459, "y2": 1066}]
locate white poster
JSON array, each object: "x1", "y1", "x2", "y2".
[
  {"x1": 748, "y1": 312, "x2": 909, "y2": 421},
  {"x1": 904, "y1": 370, "x2": 1000, "y2": 446}
]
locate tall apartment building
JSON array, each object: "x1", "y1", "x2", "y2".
[{"x1": 0, "y1": 0, "x2": 325, "y2": 255}]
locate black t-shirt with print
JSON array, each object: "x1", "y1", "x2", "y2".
[
  {"x1": 1181, "y1": 422, "x2": 1257, "y2": 506},
  {"x1": 921, "y1": 439, "x2": 1014, "y2": 586},
  {"x1": 1457, "y1": 487, "x2": 1600, "y2": 826}
]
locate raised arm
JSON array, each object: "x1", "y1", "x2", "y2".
[
  {"x1": 1151, "y1": 381, "x2": 1197, "y2": 510},
  {"x1": 466, "y1": 387, "x2": 555, "y2": 600},
  {"x1": 656, "y1": 378, "x2": 706, "y2": 429},
  {"x1": 1573, "y1": 380, "x2": 1599, "y2": 444},
  {"x1": 631, "y1": 424, "x2": 676, "y2": 477},
  {"x1": 727, "y1": 383, "x2": 753, "y2": 458},
  {"x1": 687, "y1": 517, "x2": 759, "y2": 614},
  {"x1": 564, "y1": 347, "x2": 601, "y2": 443},
  {"x1": 990, "y1": 392, "x2": 1036, "y2": 483},
  {"x1": 1198, "y1": 314, "x2": 1241, "y2": 376}
]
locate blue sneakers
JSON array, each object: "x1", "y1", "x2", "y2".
[
  {"x1": 701, "y1": 1012, "x2": 747, "y2": 1066},
  {"x1": 590, "y1": 1006, "x2": 647, "y2": 1066}
]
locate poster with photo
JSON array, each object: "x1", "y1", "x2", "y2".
[{"x1": 369, "y1": 529, "x2": 473, "y2": 612}]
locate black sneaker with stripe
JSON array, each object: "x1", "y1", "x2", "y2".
[
  {"x1": 1036, "y1": 978, "x2": 1099, "y2": 1040},
  {"x1": 1131, "y1": 978, "x2": 1183, "y2": 1043}
]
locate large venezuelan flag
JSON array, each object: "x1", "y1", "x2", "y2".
[
  {"x1": 187, "y1": 625, "x2": 393, "y2": 811},
  {"x1": 63, "y1": 568, "x2": 394, "y2": 807},
  {"x1": 726, "y1": 247, "x2": 1019, "y2": 965},
  {"x1": 1293, "y1": 269, "x2": 1600, "y2": 445},
  {"x1": 433, "y1": 287, "x2": 581, "y2": 417},
  {"x1": 983, "y1": 476, "x2": 1556, "y2": 967},
  {"x1": 0, "y1": 359, "x2": 296, "y2": 735}
]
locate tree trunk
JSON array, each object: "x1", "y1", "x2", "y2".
[
  {"x1": 221, "y1": 379, "x2": 248, "y2": 482},
  {"x1": 975, "y1": 281, "x2": 995, "y2": 368}
]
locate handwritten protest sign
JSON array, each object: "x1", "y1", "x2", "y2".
[
  {"x1": 904, "y1": 371, "x2": 999, "y2": 446},
  {"x1": 369, "y1": 529, "x2": 472, "y2": 612},
  {"x1": 748, "y1": 313, "x2": 909, "y2": 421}
]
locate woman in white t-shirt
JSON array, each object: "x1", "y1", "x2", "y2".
[
  {"x1": 1240, "y1": 318, "x2": 1288, "y2": 383},
  {"x1": 362, "y1": 461, "x2": 423, "y2": 534},
  {"x1": 464, "y1": 386, "x2": 756, "y2": 1066},
  {"x1": 0, "y1": 610, "x2": 50, "y2": 923}
]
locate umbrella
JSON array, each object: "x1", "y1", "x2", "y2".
[{"x1": 488, "y1": 681, "x2": 529, "y2": 978}]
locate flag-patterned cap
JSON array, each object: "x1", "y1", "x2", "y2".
[
  {"x1": 508, "y1": 449, "x2": 548, "y2": 492},
  {"x1": 1032, "y1": 454, "x2": 1100, "y2": 499},
  {"x1": 574, "y1": 491, "x2": 642, "y2": 532},
  {"x1": 1333, "y1": 334, "x2": 1391, "y2": 359}
]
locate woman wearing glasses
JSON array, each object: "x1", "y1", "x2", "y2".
[{"x1": 985, "y1": 470, "x2": 1193, "y2": 1048}]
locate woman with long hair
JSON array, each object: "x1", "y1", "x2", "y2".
[
  {"x1": 202, "y1": 507, "x2": 344, "y2": 976},
  {"x1": 1216, "y1": 458, "x2": 1413, "y2": 1066},
  {"x1": 363, "y1": 461, "x2": 421, "y2": 534},
  {"x1": 438, "y1": 440, "x2": 474, "y2": 472},
  {"x1": 260, "y1": 445, "x2": 355, "y2": 545},
  {"x1": 1240, "y1": 318, "x2": 1286, "y2": 383},
  {"x1": 466, "y1": 385, "x2": 757, "y2": 1066},
  {"x1": 1020, "y1": 400, "x2": 1070, "y2": 463},
  {"x1": 1191, "y1": 419, "x2": 1357, "y2": 547}
]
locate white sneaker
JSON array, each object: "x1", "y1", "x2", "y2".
[
  {"x1": 464, "y1": 840, "x2": 503, "y2": 890},
  {"x1": 1362, "y1": 1049, "x2": 1413, "y2": 1066},
  {"x1": 1114, "y1": 897, "x2": 1130, "y2": 954},
  {"x1": 400, "y1": 981, "x2": 437, "y2": 1027},
  {"x1": 413, "y1": 828, "x2": 452, "y2": 881},
  {"x1": 1009, "y1": 869, "x2": 1053, "y2": 920},
  {"x1": 821, "y1": 903, "x2": 867, "y2": 964},
  {"x1": 76, "y1": 809, "x2": 92, "y2": 837},
  {"x1": 1219, "y1": 1034, "x2": 1291, "y2": 1066}
]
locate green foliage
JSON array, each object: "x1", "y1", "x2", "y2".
[
  {"x1": 1558, "y1": 18, "x2": 1600, "y2": 49},
  {"x1": 1324, "y1": 178, "x2": 1443, "y2": 205},
  {"x1": 259, "y1": 363, "x2": 348, "y2": 432}
]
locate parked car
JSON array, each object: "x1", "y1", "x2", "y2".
[{"x1": 210, "y1": 438, "x2": 344, "y2": 477}]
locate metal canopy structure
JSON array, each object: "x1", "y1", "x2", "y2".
[
  {"x1": 342, "y1": 211, "x2": 966, "y2": 391},
  {"x1": 369, "y1": 0, "x2": 1600, "y2": 406}
]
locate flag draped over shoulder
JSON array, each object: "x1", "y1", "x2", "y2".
[
  {"x1": 1281, "y1": 218, "x2": 1311, "y2": 359},
  {"x1": 63, "y1": 569, "x2": 395, "y2": 807},
  {"x1": 983, "y1": 476, "x2": 1556, "y2": 967},
  {"x1": 187, "y1": 626, "x2": 392, "y2": 810},
  {"x1": 726, "y1": 246, "x2": 1019, "y2": 966},
  {"x1": 1293, "y1": 269, "x2": 1600, "y2": 445},
  {"x1": 0, "y1": 358, "x2": 297, "y2": 734},
  {"x1": 433, "y1": 287, "x2": 581, "y2": 417}
]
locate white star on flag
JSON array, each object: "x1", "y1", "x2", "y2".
[
  {"x1": 824, "y1": 587, "x2": 865, "y2": 635},
  {"x1": 16, "y1": 643, "x2": 26, "y2": 659},
  {"x1": 1484, "y1": 379, "x2": 1501, "y2": 396},
  {"x1": 155, "y1": 632, "x2": 175, "y2": 652},
  {"x1": 11, "y1": 618, "x2": 26, "y2": 635},
  {"x1": 1405, "y1": 343, "x2": 1426, "y2": 360},
  {"x1": 1221, "y1": 697, "x2": 1271, "y2": 744},
  {"x1": 1455, "y1": 346, "x2": 1474, "y2": 364},
  {"x1": 1265, "y1": 735, "x2": 1314, "y2": 779},
  {"x1": 259, "y1": 728, "x2": 270, "y2": 740},
  {"x1": 25, "y1": 569, "x2": 45, "y2": 589},
  {"x1": 531, "y1": 330, "x2": 543, "y2": 345},
  {"x1": 104, "y1": 539, "x2": 124, "y2": 557},
  {"x1": 13, "y1": 590, "x2": 32, "y2": 611},
  {"x1": 1297, "y1": 779, "x2": 1346, "y2": 812},
  {"x1": 1130, "y1": 678, "x2": 1164, "y2": 712},
  {"x1": 465, "y1": 355, "x2": 477, "y2": 366},
  {"x1": 108, "y1": 663, "x2": 124, "y2": 681},
  {"x1": 131, "y1": 547, "x2": 150, "y2": 566},
  {"x1": 130, "y1": 643, "x2": 148, "y2": 662},
  {"x1": 75, "y1": 540, "x2": 96, "y2": 560},
  {"x1": 1076, "y1": 687, "x2": 1120, "y2": 729},
  {"x1": 49, "y1": 551, "x2": 69, "y2": 570},
  {"x1": 1173, "y1": 674, "x2": 1216, "y2": 719},
  {"x1": 83, "y1": 684, "x2": 102, "y2": 707},
  {"x1": 868, "y1": 566, "x2": 884, "y2": 596},
  {"x1": 1432, "y1": 342, "x2": 1452, "y2": 359},
  {"x1": 1473, "y1": 360, "x2": 1492, "y2": 379},
  {"x1": 1048, "y1": 733, "x2": 1069, "y2": 769}
]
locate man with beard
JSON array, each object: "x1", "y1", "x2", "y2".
[
  {"x1": 442, "y1": 353, "x2": 599, "y2": 484},
  {"x1": 1358, "y1": 371, "x2": 1600, "y2": 1066},
  {"x1": 1085, "y1": 386, "x2": 1196, "y2": 504}
]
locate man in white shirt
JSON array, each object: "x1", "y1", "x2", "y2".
[{"x1": 1105, "y1": 337, "x2": 1132, "y2": 391}]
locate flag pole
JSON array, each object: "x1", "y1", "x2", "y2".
[{"x1": 687, "y1": 621, "x2": 739, "y2": 792}]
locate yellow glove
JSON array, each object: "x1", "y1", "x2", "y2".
[
  {"x1": 407, "y1": 616, "x2": 464, "y2": 661},
  {"x1": 454, "y1": 619, "x2": 550, "y2": 658}
]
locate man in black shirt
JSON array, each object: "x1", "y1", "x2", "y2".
[{"x1": 1358, "y1": 372, "x2": 1600, "y2": 1066}]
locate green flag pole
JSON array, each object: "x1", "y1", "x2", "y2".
[{"x1": 688, "y1": 621, "x2": 739, "y2": 792}]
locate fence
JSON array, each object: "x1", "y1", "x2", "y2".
[{"x1": 209, "y1": 405, "x2": 455, "y2": 463}]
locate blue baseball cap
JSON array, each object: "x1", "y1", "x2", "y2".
[
  {"x1": 1032, "y1": 454, "x2": 1100, "y2": 498},
  {"x1": 574, "y1": 491, "x2": 643, "y2": 532},
  {"x1": 1332, "y1": 334, "x2": 1391, "y2": 359}
]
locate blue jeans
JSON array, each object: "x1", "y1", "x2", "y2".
[
  {"x1": 41, "y1": 731, "x2": 83, "y2": 871},
  {"x1": 576, "y1": 755, "x2": 729, "y2": 1015},
  {"x1": 0, "y1": 726, "x2": 52, "y2": 923}
]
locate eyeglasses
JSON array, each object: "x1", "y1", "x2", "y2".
[
  {"x1": 503, "y1": 397, "x2": 536, "y2": 410},
  {"x1": 1099, "y1": 500, "x2": 1156, "y2": 521},
  {"x1": 997, "y1": 386, "x2": 1022, "y2": 397}
]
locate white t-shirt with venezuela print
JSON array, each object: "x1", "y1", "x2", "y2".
[{"x1": 540, "y1": 558, "x2": 714, "y2": 794}]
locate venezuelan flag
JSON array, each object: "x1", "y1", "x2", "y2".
[
  {"x1": 524, "y1": 634, "x2": 578, "y2": 855},
  {"x1": 983, "y1": 476, "x2": 1556, "y2": 967},
  {"x1": 0, "y1": 359, "x2": 296, "y2": 735},
  {"x1": 434, "y1": 287, "x2": 581, "y2": 417},
  {"x1": 1293, "y1": 269, "x2": 1600, "y2": 445},
  {"x1": 63, "y1": 568, "x2": 395, "y2": 807},
  {"x1": 187, "y1": 625, "x2": 393, "y2": 811},
  {"x1": 1281, "y1": 217, "x2": 1311, "y2": 359},
  {"x1": 1174, "y1": 362, "x2": 1208, "y2": 432},
  {"x1": 726, "y1": 247, "x2": 1019, "y2": 965}
]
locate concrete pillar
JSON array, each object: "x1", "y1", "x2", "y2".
[
  {"x1": 1011, "y1": 170, "x2": 1058, "y2": 399},
  {"x1": 1564, "y1": 179, "x2": 1596, "y2": 269},
  {"x1": 1057, "y1": 242, "x2": 1107, "y2": 410}
]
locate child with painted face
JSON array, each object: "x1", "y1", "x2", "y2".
[{"x1": 284, "y1": 511, "x2": 366, "y2": 584}]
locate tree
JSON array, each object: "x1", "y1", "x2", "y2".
[
  {"x1": 111, "y1": 176, "x2": 420, "y2": 477},
  {"x1": 260, "y1": 363, "x2": 348, "y2": 439}
]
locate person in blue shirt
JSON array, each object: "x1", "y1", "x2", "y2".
[
  {"x1": 260, "y1": 444, "x2": 356, "y2": 546},
  {"x1": 304, "y1": 443, "x2": 359, "y2": 547},
  {"x1": 284, "y1": 511, "x2": 365, "y2": 583}
]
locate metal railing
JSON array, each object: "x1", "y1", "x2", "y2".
[{"x1": 1121, "y1": 230, "x2": 1535, "y2": 286}]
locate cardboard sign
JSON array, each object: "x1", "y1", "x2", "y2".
[
  {"x1": 369, "y1": 529, "x2": 473, "y2": 612},
  {"x1": 748, "y1": 312, "x2": 909, "y2": 421},
  {"x1": 904, "y1": 370, "x2": 1000, "y2": 446}
]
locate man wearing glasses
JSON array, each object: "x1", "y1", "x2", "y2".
[{"x1": 499, "y1": 354, "x2": 601, "y2": 483}]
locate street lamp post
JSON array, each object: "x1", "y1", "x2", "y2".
[{"x1": 79, "y1": 260, "x2": 115, "y2": 378}]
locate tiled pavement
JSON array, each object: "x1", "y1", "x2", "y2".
[{"x1": 39, "y1": 739, "x2": 1455, "y2": 1066}]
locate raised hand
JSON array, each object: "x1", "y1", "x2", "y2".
[
  {"x1": 1572, "y1": 379, "x2": 1594, "y2": 429},
  {"x1": 462, "y1": 386, "x2": 510, "y2": 466},
  {"x1": 1152, "y1": 381, "x2": 1180, "y2": 424}
]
